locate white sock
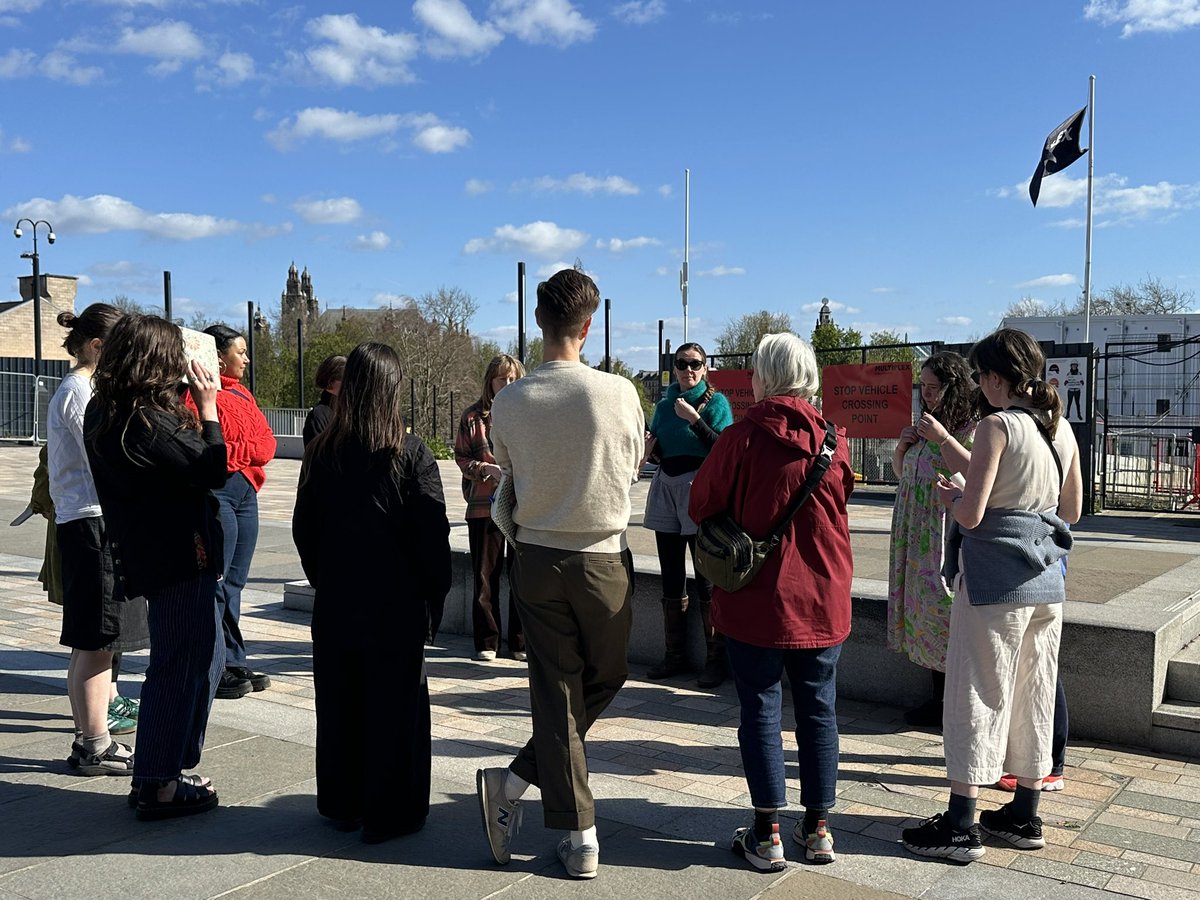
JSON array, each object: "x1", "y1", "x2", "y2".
[
  {"x1": 504, "y1": 770, "x2": 530, "y2": 802},
  {"x1": 570, "y1": 826, "x2": 598, "y2": 849}
]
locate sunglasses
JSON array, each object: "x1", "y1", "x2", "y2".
[{"x1": 674, "y1": 359, "x2": 704, "y2": 371}]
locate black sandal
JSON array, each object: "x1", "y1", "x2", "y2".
[
  {"x1": 127, "y1": 773, "x2": 212, "y2": 809},
  {"x1": 135, "y1": 777, "x2": 219, "y2": 821}
]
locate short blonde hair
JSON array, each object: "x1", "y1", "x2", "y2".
[{"x1": 751, "y1": 333, "x2": 819, "y2": 400}]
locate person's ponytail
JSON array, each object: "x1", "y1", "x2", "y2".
[{"x1": 1026, "y1": 378, "x2": 1063, "y2": 436}]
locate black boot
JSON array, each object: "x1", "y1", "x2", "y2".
[
  {"x1": 648, "y1": 596, "x2": 689, "y2": 679},
  {"x1": 696, "y1": 599, "x2": 727, "y2": 688}
]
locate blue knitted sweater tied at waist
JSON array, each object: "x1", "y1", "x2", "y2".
[{"x1": 942, "y1": 508, "x2": 1073, "y2": 606}]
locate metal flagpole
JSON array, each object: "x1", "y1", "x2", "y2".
[
  {"x1": 680, "y1": 168, "x2": 690, "y2": 344},
  {"x1": 1083, "y1": 75, "x2": 1095, "y2": 345}
]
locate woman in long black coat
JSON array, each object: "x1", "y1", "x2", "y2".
[{"x1": 293, "y1": 342, "x2": 452, "y2": 843}]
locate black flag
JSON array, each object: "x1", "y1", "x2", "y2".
[{"x1": 1029, "y1": 106, "x2": 1088, "y2": 206}]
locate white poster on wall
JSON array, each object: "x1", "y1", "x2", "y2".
[{"x1": 1046, "y1": 357, "x2": 1086, "y2": 423}]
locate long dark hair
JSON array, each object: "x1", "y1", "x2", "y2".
[
  {"x1": 675, "y1": 341, "x2": 715, "y2": 407},
  {"x1": 922, "y1": 351, "x2": 975, "y2": 433},
  {"x1": 87, "y1": 314, "x2": 196, "y2": 439},
  {"x1": 308, "y1": 342, "x2": 407, "y2": 471},
  {"x1": 969, "y1": 328, "x2": 1063, "y2": 436},
  {"x1": 58, "y1": 303, "x2": 123, "y2": 359}
]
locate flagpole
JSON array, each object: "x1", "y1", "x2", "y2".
[
  {"x1": 1083, "y1": 74, "x2": 1095, "y2": 344},
  {"x1": 681, "y1": 168, "x2": 690, "y2": 344}
]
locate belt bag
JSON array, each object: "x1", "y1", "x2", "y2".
[{"x1": 695, "y1": 421, "x2": 837, "y2": 593}]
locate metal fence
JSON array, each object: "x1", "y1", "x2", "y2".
[
  {"x1": 262, "y1": 407, "x2": 308, "y2": 438},
  {"x1": 0, "y1": 373, "x2": 62, "y2": 442},
  {"x1": 1101, "y1": 430, "x2": 1195, "y2": 511}
]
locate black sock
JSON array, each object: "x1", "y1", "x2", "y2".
[
  {"x1": 1012, "y1": 784, "x2": 1040, "y2": 820},
  {"x1": 753, "y1": 809, "x2": 778, "y2": 842},
  {"x1": 802, "y1": 808, "x2": 827, "y2": 835},
  {"x1": 947, "y1": 793, "x2": 976, "y2": 832}
]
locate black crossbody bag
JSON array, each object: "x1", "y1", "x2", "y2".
[{"x1": 695, "y1": 422, "x2": 838, "y2": 593}]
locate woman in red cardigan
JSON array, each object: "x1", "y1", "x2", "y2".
[{"x1": 203, "y1": 325, "x2": 277, "y2": 700}]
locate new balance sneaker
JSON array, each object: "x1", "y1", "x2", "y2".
[
  {"x1": 557, "y1": 838, "x2": 599, "y2": 879},
  {"x1": 995, "y1": 773, "x2": 1065, "y2": 792},
  {"x1": 901, "y1": 813, "x2": 985, "y2": 863},
  {"x1": 106, "y1": 709, "x2": 137, "y2": 736},
  {"x1": 473, "y1": 650, "x2": 497, "y2": 662},
  {"x1": 732, "y1": 823, "x2": 787, "y2": 873},
  {"x1": 109, "y1": 696, "x2": 140, "y2": 720},
  {"x1": 793, "y1": 819, "x2": 836, "y2": 864},
  {"x1": 979, "y1": 804, "x2": 1045, "y2": 850},
  {"x1": 476, "y1": 767, "x2": 523, "y2": 865},
  {"x1": 67, "y1": 739, "x2": 134, "y2": 776}
]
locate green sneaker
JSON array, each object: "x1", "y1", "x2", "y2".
[
  {"x1": 110, "y1": 696, "x2": 140, "y2": 720},
  {"x1": 107, "y1": 707, "x2": 137, "y2": 735}
]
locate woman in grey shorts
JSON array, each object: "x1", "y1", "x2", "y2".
[{"x1": 642, "y1": 342, "x2": 733, "y2": 687}]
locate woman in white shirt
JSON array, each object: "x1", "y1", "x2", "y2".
[{"x1": 48, "y1": 304, "x2": 149, "y2": 776}]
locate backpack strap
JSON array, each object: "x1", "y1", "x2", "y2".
[{"x1": 1011, "y1": 407, "x2": 1064, "y2": 488}]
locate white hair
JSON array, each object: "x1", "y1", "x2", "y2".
[{"x1": 751, "y1": 332, "x2": 819, "y2": 400}]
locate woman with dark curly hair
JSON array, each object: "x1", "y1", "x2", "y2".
[
  {"x1": 85, "y1": 314, "x2": 226, "y2": 819},
  {"x1": 888, "y1": 352, "x2": 976, "y2": 727}
]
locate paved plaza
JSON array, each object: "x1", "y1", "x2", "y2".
[{"x1": 1, "y1": 446, "x2": 1199, "y2": 899}]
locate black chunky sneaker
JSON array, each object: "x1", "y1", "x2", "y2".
[{"x1": 901, "y1": 812, "x2": 985, "y2": 863}]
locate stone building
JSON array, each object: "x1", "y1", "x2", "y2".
[
  {"x1": 0, "y1": 274, "x2": 78, "y2": 363},
  {"x1": 280, "y1": 262, "x2": 319, "y2": 344}
]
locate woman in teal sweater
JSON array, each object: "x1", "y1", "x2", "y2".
[{"x1": 643, "y1": 342, "x2": 734, "y2": 687}]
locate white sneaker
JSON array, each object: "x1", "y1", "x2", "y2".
[
  {"x1": 473, "y1": 650, "x2": 497, "y2": 661},
  {"x1": 512, "y1": 651, "x2": 527, "y2": 662},
  {"x1": 557, "y1": 837, "x2": 599, "y2": 879}
]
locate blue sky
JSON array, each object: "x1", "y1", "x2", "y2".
[{"x1": 3, "y1": 0, "x2": 1199, "y2": 371}]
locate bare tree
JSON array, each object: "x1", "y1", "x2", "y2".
[{"x1": 715, "y1": 310, "x2": 793, "y2": 356}]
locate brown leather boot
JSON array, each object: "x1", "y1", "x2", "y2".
[
  {"x1": 696, "y1": 599, "x2": 727, "y2": 688},
  {"x1": 647, "y1": 596, "x2": 689, "y2": 679}
]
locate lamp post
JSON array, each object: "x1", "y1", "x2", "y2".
[{"x1": 13, "y1": 218, "x2": 55, "y2": 374}]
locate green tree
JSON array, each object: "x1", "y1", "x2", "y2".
[
  {"x1": 810, "y1": 321, "x2": 863, "y2": 367},
  {"x1": 865, "y1": 329, "x2": 916, "y2": 365},
  {"x1": 714, "y1": 310, "x2": 793, "y2": 357}
]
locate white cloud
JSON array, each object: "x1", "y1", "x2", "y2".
[
  {"x1": 0, "y1": 0, "x2": 43, "y2": 12},
  {"x1": 996, "y1": 172, "x2": 1200, "y2": 224},
  {"x1": 697, "y1": 265, "x2": 745, "y2": 277},
  {"x1": 268, "y1": 107, "x2": 470, "y2": 153},
  {"x1": 0, "y1": 48, "x2": 35, "y2": 77},
  {"x1": 596, "y1": 236, "x2": 660, "y2": 252},
  {"x1": 1084, "y1": 0, "x2": 1200, "y2": 35},
  {"x1": 500, "y1": 290, "x2": 518, "y2": 304},
  {"x1": 871, "y1": 286, "x2": 895, "y2": 294},
  {"x1": 801, "y1": 299, "x2": 860, "y2": 314},
  {"x1": 515, "y1": 172, "x2": 640, "y2": 195},
  {"x1": 75, "y1": 274, "x2": 93, "y2": 287},
  {"x1": 536, "y1": 260, "x2": 597, "y2": 279},
  {"x1": 116, "y1": 21, "x2": 206, "y2": 63},
  {"x1": 411, "y1": 120, "x2": 471, "y2": 153},
  {"x1": 415, "y1": 0, "x2": 504, "y2": 57},
  {"x1": 353, "y1": 230, "x2": 392, "y2": 251},
  {"x1": 9, "y1": 135, "x2": 30, "y2": 152},
  {"x1": 291, "y1": 197, "x2": 363, "y2": 224},
  {"x1": 304, "y1": 13, "x2": 419, "y2": 86},
  {"x1": 1016, "y1": 273, "x2": 1077, "y2": 289},
  {"x1": 613, "y1": 0, "x2": 666, "y2": 24},
  {"x1": 371, "y1": 291, "x2": 412, "y2": 307},
  {"x1": 938, "y1": 316, "x2": 972, "y2": 327},
  {"x1": 195, "y1": 50, "x2": 255, "y2": 87},
  {"x1": 489, "y1": 0, "x2": 597, "y2": 46},
  {"x1": 654, "y1": 265, "x2": 671, "y2": 276},
  {"x1": 465, "y1": 178, "x2": 493, "y2": 195},
  {"x1": 4, "y1": 194, "x2": 241, "y2": 240},
  {"x1": 464, "y1": 220, "x2": 588, "y2": 258},
  {"x1": 657, "y1": 183, "x2": 672, "y2": 198}
]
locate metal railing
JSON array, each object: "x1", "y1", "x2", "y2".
[
  {"x1": 261, "y1": 407, "x2": 308, "y2": 438},
  {"x1": 0, "y1": 373, "x2": 62, "y2": 443}
]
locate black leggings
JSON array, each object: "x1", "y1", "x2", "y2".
[{"x1": 654, "y1": 533, "x2": 709, "y2": 603}]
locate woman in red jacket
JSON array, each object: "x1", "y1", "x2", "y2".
[
  {"x1": 203, "y1": 325, "x2": 277, "y2": 700},
  {"x1": 690, "y1": 332, "x2": 855, "y2": 873}
]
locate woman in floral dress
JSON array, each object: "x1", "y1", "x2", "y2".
[{"x1": 888, "y1": 352, "x2": 976, "y2": 727}]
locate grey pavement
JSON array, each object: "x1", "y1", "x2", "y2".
[{"x1": 1, "y1": 446, "x2": 1199, "y2": 899}]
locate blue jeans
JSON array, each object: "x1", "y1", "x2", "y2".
[
  {"x1": 726, "y1": 637, "x2": 841, "y2": 810},
  {"x1": 213, "y1": 472, "x2": 259, "y2": 667}
]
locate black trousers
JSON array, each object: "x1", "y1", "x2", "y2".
[{"x1": 467, "y1": 517, "x2": 524, "y2": 654}]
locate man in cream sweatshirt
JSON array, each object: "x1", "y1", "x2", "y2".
[{"x1": 476, "y1": 268, "x2": 644, "y2": 880}]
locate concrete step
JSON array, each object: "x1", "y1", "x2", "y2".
[
  {"x1": 1165, "y1": 640, "x2": 1200, "y2": 702},
  {"x1": 1151, "y1": 700, "x2": 1200, "y2": 755}
]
